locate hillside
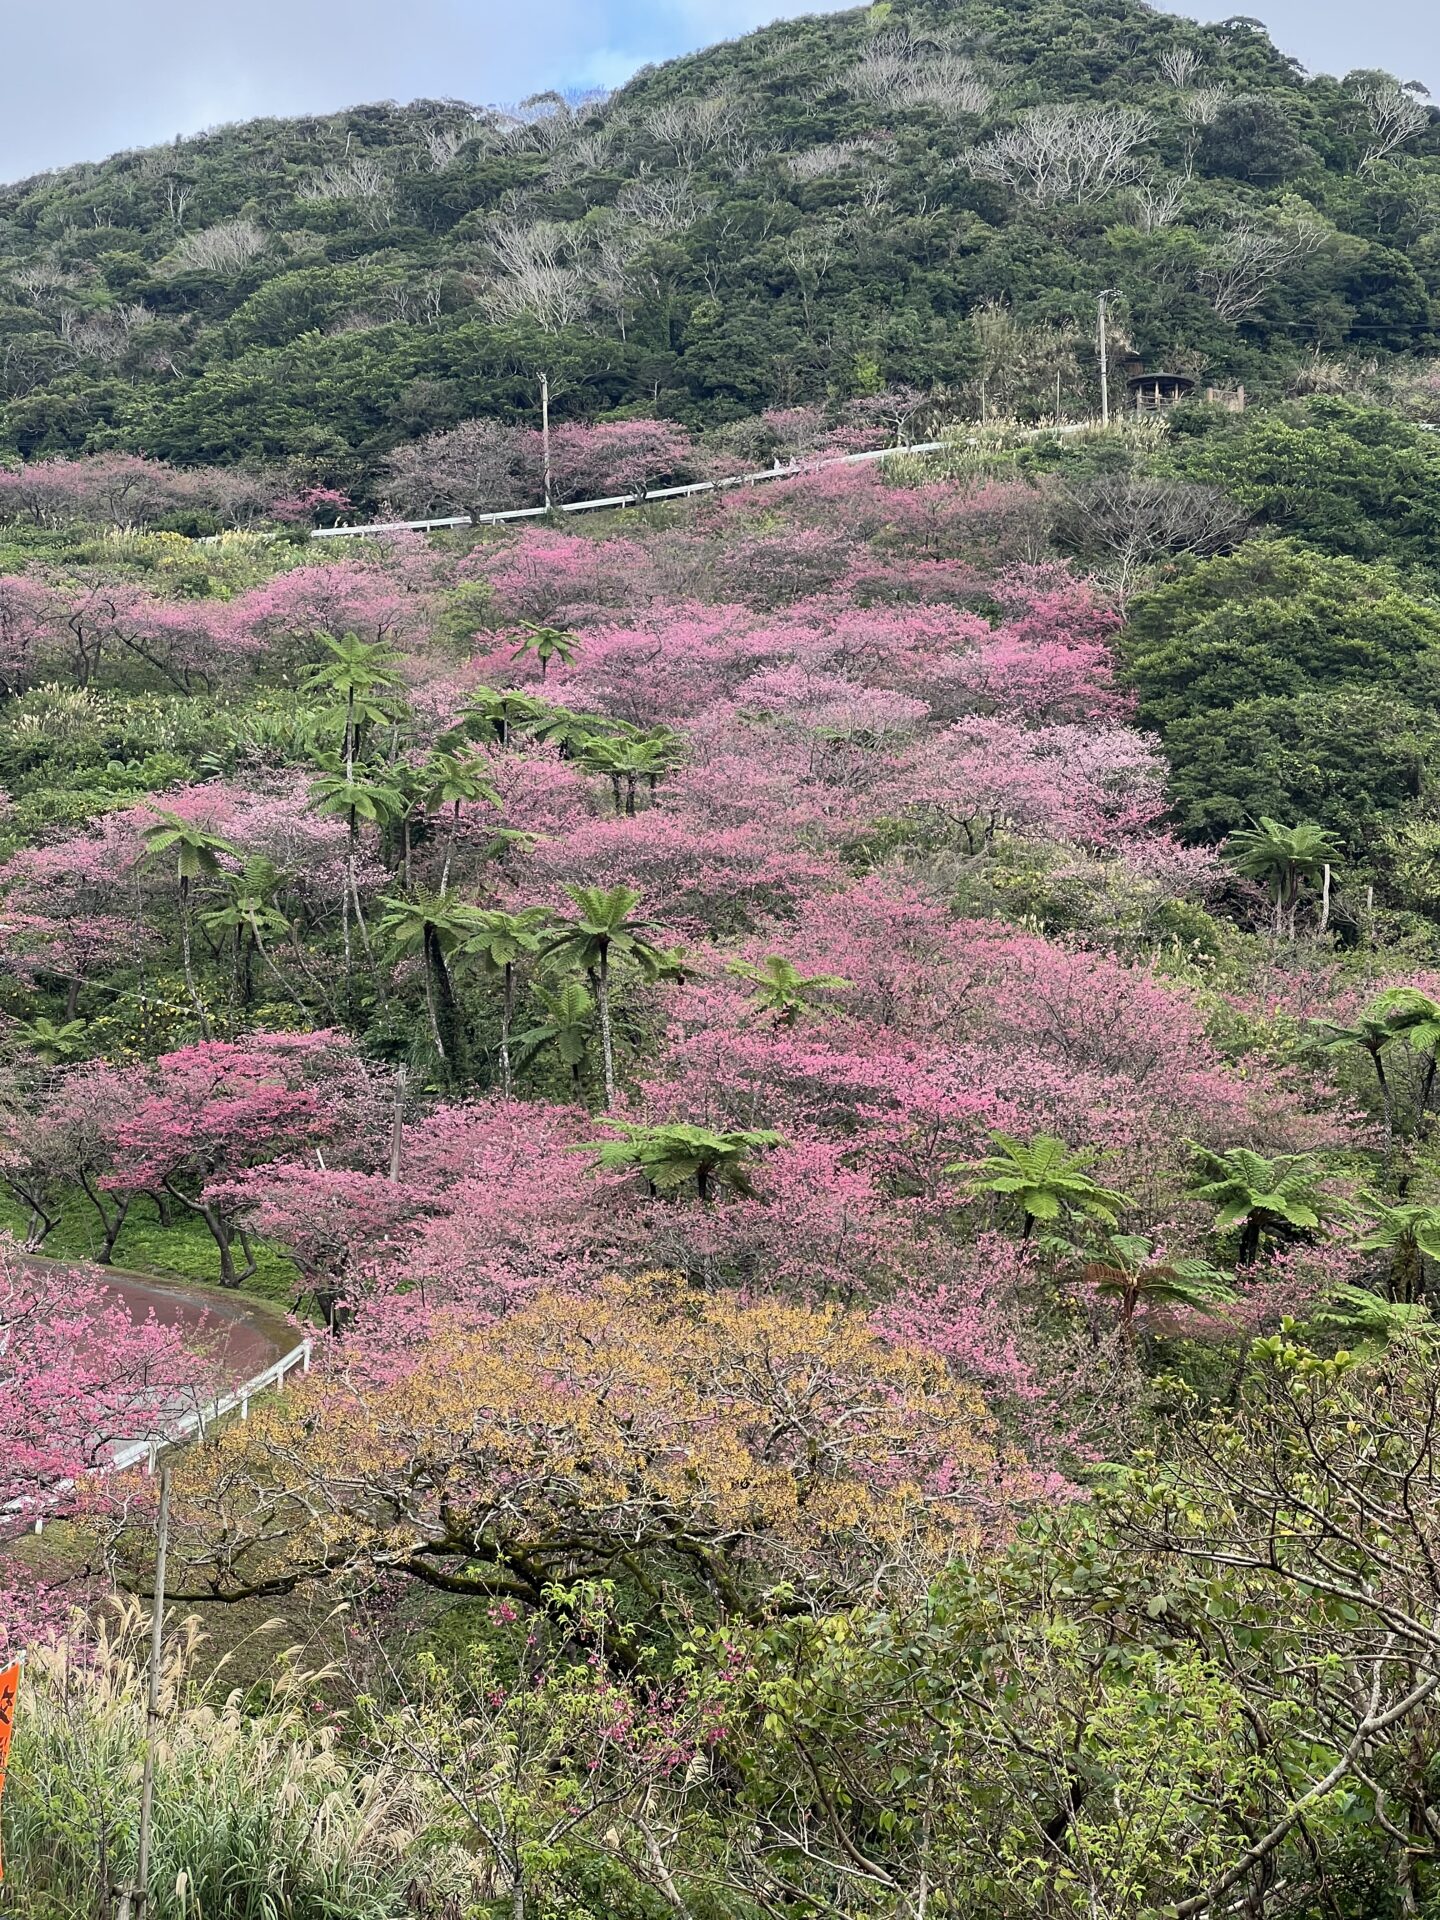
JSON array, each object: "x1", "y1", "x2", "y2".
[
  {"x1": 0, "y1": 0, "x2": 1437, "y2": 493},
  {"x1": 13, "y1": 6, "x2": 1440, "y2": 1918}
]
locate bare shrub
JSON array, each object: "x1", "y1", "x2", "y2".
[
  {"x1": 168, "y1": 218, "x2": 267, "y2": 273},
  {"x1": 1052, "y1": 472, "x2": 1250, "y2": 598},
  {"x1": 381, "y1": 419, "x2": 539, "y2": 519},
  {"x1": 298, "y1": 156, "x2": 396, "y2": 227}
]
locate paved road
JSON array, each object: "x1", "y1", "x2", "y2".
[
  {"x1": 98, "y1": 1267, "x2": 291, "y2": 1376},
  {"x1": 22, "y1": 1250, "x2": 293, "y2": 1393},
  {"x1": 14, "y1": 1256, "x2": 299, "y2": 1492}
]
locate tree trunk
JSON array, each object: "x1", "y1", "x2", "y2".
[
  {"x1": 595, "y1": 953, "x2": 616, "y2": 1108},
  {"x1": 341, "y1": 701, "x2": 357, "y2": 975},
  {"x1": 169, "y1": 1183, "x2": 255, "y2": 1288},
  {"x1": 78, "y1": 1170, "x2": 130, "y2": 1264},
  {"x1": 421, "y1": 937, "x2": 446, "y2": 1060},
  {"x1": 500, "y1": 963, "x2": 515, "y2": 1099},
  {"x1": 348, "y1": 825, "x2": 375, "y2": 965},
  {"x1": 278, "y1": 929, "x2": 339, "y2": 1023},
  {"x1": 7, "y1": 1179, "x2": 57, "y2": 1251},
  {"x1": 1371, "y1": 1051, "x2": 1395, "y2": 1134},
  {"x1": 178, "y1": 875, "x2": 210, "y2": 1039}
]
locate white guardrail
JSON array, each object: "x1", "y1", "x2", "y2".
[
  {"x1": 308, "y1": 439, "x2": 957, "y2": 542},
  {"x1": 19, "y1": 1338, "x2": 312, "y2": 1534},
  {"x1": 109, "y1": 1338, "x2": 313, "y2": 1475}
]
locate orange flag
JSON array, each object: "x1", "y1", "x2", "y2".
[{"x1": 0, "y1": 1661, "x2": 19, "y2": 1884}]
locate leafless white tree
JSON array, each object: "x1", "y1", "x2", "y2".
[
  {"x1": 786, "y1": 138, "x2": 883, "y2": 182},
  {"x1": 163, "y1": 179, "x2": 192, "y2": 230},
  {"x1": 1179, "y1": 86, "x2": 1229, "y2": 130},
  {"x1": 614, "y1": 174, "x2": 698, "y2": 237},
  {"x1": 480, "y1": 219, "x2": 592, "y2": 332},
  {"x1": 378, "y1": 279, "x2": 445, "y2": 326},
  {"x1": 516, "y1": 93, "x2": 585, "y2": 156},
  {"x1": 1197, "y1": 220, "x2": 1327, "y2": 323},
  {"x1": 858, "y1": 173, "x2": 892, "y2": 215},
  {"x1": 847, "y1": 32, "x2": 995, "y2": 119},
  {"x1": 966, "y1": 104, "x2": 1154, "y2": 206},
  {"x1": 642, "y1": 95, "x2": 738, "y2": 167},
  {"x1": 718, "y1": 132, "x2": 774, "y2": 179},
  {"x1": 415, "y1": 121, "x2": 470, "y2": 172},
  {"x1": 895, "y1": 52, "x2": 995, "y2": 119},
  {"x1": 57, "y1": 302, "x2": 153, "y2": 363},
  {"x1": 590, "y1": 224, "x2": 637, "y2": 338},
  {"x1": 9, "y1": 264, "x2": 78, "y2": 308},
  {"x1": 1129, "y1": 177, "x2": 1187, "y2": 230},
  {"x1": 1159, "y1": 46, "x2": 1203, "y2": 89},
  {"x1": 781, "y1": 223, "x2": 840, "y2": 332},
  {"x1": 848, "y1": 31, "x2": 912, "y2": 101},
  {"x1": 1353, "y1": 77, "x2": 1430, "y2": 172},
  {"x1": 131, "y1": 147, "x2": 173, "y2": 183},
  {"x1": 299, "y1": 157, "x2": 396, "y2": 228},
  {"x1": 168, "y1": 218, "x2": 267, "y2": 273},
  {"x1": 547, "y1": 130, "x2": 612, "y2": 182}
]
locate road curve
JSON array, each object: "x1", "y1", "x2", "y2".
[{"x1": 22, "y1": 1251, "x2": 294, "y2": 1378}]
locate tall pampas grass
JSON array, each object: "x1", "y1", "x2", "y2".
[{"x1": 5, "y1": 1602, "x2": 473, "y2": 1918}]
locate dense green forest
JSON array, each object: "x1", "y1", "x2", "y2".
[{"x1": 1, "y1": 0, "x2": 1438, "y2": 494}]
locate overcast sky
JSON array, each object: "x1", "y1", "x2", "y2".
[{"x1": 1, "y1": 0, "x2": 1436, "y2": 185}]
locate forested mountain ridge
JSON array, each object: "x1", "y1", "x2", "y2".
[{"x1": 1, "y1": 0, "x2": 1437, "y2": 490}]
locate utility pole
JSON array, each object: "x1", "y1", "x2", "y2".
[
  {"x1": 539, "y1": 371, "x2": 553, "y2": 511},
  {"x1": 119, "y1": 1465, "x2": 172, "y2": 1920},
  {"x1": 1097, "y1": 289, "x2": 1118, "y2": 429},
  {"x1": 387, "y1": 1063, "x2": 408, "y2": 1182}
]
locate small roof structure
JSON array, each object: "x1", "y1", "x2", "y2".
[{"x1": 1126, "y1": 369, "x2": 1195, "y2": 410}]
